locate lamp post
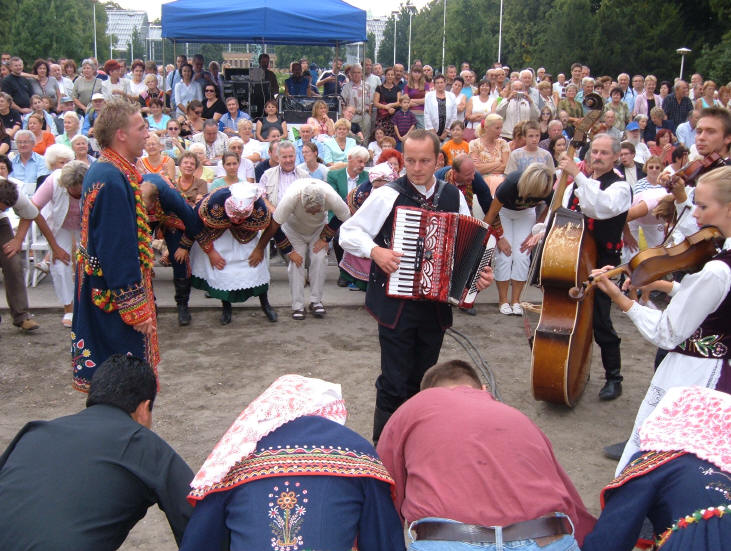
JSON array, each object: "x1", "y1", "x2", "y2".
[
  {"x1": 406, "y1": 2, "x2": 415, "y2": 70},
  {"x1": 441, "y1": 0, "x2": 446, "y2": 74},
  {"x1": 392, "y1": 10, "x2": 399, "y2": 66},
  {"x1": 676, "y1": 47, "x2": 691, "y2": 81},
  {"x1": 92, "y1": 0, "x2": 98, "y2": 60},
  {"x1": 497, "y1": 0, "x2": 503, "y2": 63}
]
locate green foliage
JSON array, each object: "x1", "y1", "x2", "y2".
[
  {"x1": 126, "y1": 27, "x2": 145, "y2": 62},
  {"x1": 377, "y1": 0, "x2": 728, "y2": 82},
  {"x1": 274, "y1": 45, "x2": 335, "y2": 68},
  {"x1": 1, "y1": 0, "x2": 109, "y2": 63},
  {"x1": 366, "y1": 32, "x2": 376, "y2": 62},
  {"x1": 695, "y1": 31, "x2": 731, "y2": 84}
]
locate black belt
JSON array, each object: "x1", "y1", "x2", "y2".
[{"x1": 413, "y1": 516, "x2": 571, "y2": 544}]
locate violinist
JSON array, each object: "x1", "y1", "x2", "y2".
[
  {"x1": 556, "y1": 134, "x2": 632, "y2": 401},
  {"x1": 661, "y1": 107, "x2": 731, "y2": 238},
  {"x1": 591, "y1": 166, "x2": 731, "y2": 475}
]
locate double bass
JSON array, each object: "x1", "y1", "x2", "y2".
[{"x1": 530, "y1": 93, "x2": 604, "y2": 407}]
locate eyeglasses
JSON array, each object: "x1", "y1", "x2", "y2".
[
  {"x1": 168, "y1": 126, "x2": 180, "y2": 131},
  {"x1": 205, "y1": 89, "x2": 215, "y2": 93}
]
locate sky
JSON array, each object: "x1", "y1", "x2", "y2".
[{"x1": 115, "y1": 0, "x2": 433, "y2": 21}]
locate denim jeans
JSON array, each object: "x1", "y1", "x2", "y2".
[{"x1": 407, "y1": 516, "x2": 580, "y2": 551}]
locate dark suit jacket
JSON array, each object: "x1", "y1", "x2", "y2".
[{"x1": 617, "y1": 161, "x2": 645, "y2": 183}]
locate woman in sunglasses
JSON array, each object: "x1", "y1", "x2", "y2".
[{"x1": 201, "y1": 84, "x2": 226, "y2": 122}]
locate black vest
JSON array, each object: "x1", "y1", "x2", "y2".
[
  {"x1": 567, "y1": 170, "x2": 629, "y2": 265},
  {"x1": 675, "y1": 250, "x2": 731, "y2": 361},
  {"x1": 365, "y1": 176, "x2": 461, "y2": 329}
]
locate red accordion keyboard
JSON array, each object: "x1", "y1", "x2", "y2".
[{"x1": 387, "y1": 206, "x2": 496, "y2": 308}]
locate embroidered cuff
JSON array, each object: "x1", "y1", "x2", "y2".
[
  {"x1": 112, "y1": 283, "x2": 152, "y2": 326},
  {"x1": 320, "y1": 218, "x2": 342, "y2": 242},
  {"x1": 274, "y1": 228, "x2": 293, "y2": 255},
  {"x1": 490, "y1": 215, "x2": 504, "y2": 239},
  {"x1": 179, "y1": 234, "x2": 194, "y2": 251}
]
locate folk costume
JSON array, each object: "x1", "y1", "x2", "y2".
[
  {"x1": 616, "y1": 239, "x2": 731, "y2": 473},
  {"x1": 339, "y1": 174, "x2": 472, "y2": 442},
  {"x1": 562, "y1": 168, "x2": 631, "y2": 398},
  {"x1": 72, "y1": 148, "x2": 158, "y2": 393},
  {"x1": 180, "y1": 375, "x2": 405, "y2": 551},
  {"x1": 339, "y1": 163, "x2": 398, "y2": 291},
  {"x1": 584, "y1": 387, "x2": 731, "y2": 551},
  {"x1": 141, "y1": 174, "x2": 202, "y2": 326},
  {"x1": 186, "y1": 183, "x2": 287, "y2": 324}
]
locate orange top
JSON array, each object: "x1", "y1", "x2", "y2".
[
  {"x1": 32, "y1": 132, "x2": 56, "y2": 155},
  {"x1": 441, "y1": 139, "x2": 470, "y2": 166}
]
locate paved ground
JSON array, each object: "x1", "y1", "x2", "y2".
[{"x1": 0, "y1": 259, "x2": 654, "y2": 549}]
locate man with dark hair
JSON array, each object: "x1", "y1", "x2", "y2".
[
  {"x1": 1, "y1": 57, "x2": 33, "y2": 113},
  {"x1": 340, "y1": 129, "x2": 494, "y2": 443},
  {"x1": 377, "y1": 359, "x2": 596, "y2": 548},
  {"x1": 0, "y1": 354, "x2": 194, "y2": 550},
  {"x1": 72, "y1": 99, "x2": 157, "y2": 393},
  {"x1": 616, "y1": 141, "x2": 645, "y2": 192},
  {"x1": 257, "y1": 53, "x2": 279, "y2": 102}
]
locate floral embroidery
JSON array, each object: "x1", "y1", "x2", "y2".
[
  {"x1": 71, "y1": 332, "x2": 95, "y2": 392},
  {"x1": 268, "y1": 481, "x2": 307, "y2": 551},
  {"x1": 700, "y1": 466, "x2": 731, "y2": 501},
  {"x1": 678, "y1": 328, "x2": 728, "y2": 358},
  {"x1": 77, "y1": 183, "x2": 104, "y2": 279},
  {"x1": 656, "y1": 505, "x2": 729, "y2": 548}
]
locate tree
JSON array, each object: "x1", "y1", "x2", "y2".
[
  {"x1": 695, "y1": 30, "x2": 731, "y2": 84},
  {"x1": 274, "y1": 45, "x2": 334, "y2": 68},
  {"x1": 377, "y1": 8, "x2": 411, "y2": 68},
  {"x1": 126, "y1": 26, "x2": 145, "y2": 62},
  {"x1": 366, "y1": 32, "x2": 376, "y2": 63},
  {"x1": 1, "y1": 0, "x2": 109, "y2": 63}
]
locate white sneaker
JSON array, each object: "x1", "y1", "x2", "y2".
[
  {"x1": 499, "y1": 303, "x2": 513, "y2": 315},
  {"x1": 512, "y1": 303, "x2": 523, "y2": 316}
]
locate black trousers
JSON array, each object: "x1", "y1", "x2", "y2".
[
  {"x1": 376, "y1": 302, "x2": 446, "y2": 414},
  {"x1": 593, "y1": 287, "x2": 622, "y2": 380}
]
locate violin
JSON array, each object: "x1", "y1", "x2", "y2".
[
  {"x1": 663, "y1": 152, "x2": 723, "y2": 191},
  {"x1": 569, "y1": 226, "x2": 724, "y2": 300}
]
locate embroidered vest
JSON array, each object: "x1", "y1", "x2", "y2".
[
  {"x1": 674, "y1": 250, "x2": 731, "y2": 361},
  {"x1": 365, "y1": 176, "x2": 461, "y2": 329},
  {"x1": 567, "y1": 170, "x2": 628, "y2": 264}
]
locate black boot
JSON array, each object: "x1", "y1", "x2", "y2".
[
  {"x1": 372, "y1": 406, "x2": 392, "y2": 446},
  {"x1": 259, "y1": 294, "x2": 277, "y2": 322},
  {"x1": 220, "y1": 300, "x2": 232, "y2": 325},
  {"x1": 173, "y1": 278, "x2": 192, "y2": 326},
  {"x1": 599, "y1": 346, "x2": 623, "y2": 401}
]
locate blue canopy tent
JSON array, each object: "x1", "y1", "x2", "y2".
[{"x1": 161, "y1": 0, "x2": 367, "y2": 46}]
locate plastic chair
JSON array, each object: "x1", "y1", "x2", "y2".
[{"x1": 29, "y1": 221, "x2": 50, "y2": 287}]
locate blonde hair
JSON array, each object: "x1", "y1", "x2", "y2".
[
  {"x1": 94, "y1": 99, "x2": 139, "y2": 150},
  {"x1": 144, "y1": 74, "x2": 158, "y2": 87},
  {"x1": 237, "y1": 119, "x2": 253, "y2": 132},
  {"x1": 477, "y1": 113, "x2": 503, "y2": 137},
  {"x1": 517, "y1": 163, "x2": 554, "y2": 198},
  {"x1": 334, "y1": 118, "x2": 351, "y2": 132},
  {"x1": 697, "y1": 166, "x2": 731, "y2": 204}
]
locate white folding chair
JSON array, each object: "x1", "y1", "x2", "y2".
[{"x1": 29, "y1": 221, "x2": 50, "y2": 287}]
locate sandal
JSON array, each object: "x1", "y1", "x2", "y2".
[
  {"x1": 292, "y1": 310, "x2": 305, "y2": 321},
  {"x1": 62, "y1": 313, "x2": 73, "y2": 328},
  {"x1": 308, "y1": 302, "x2": 326, "y2": 318}
]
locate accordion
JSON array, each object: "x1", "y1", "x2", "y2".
[{"x1": 386, "y1": 206, "x2": 496, "y2": 308}]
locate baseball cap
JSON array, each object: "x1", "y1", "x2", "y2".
[
  {"x1": 625, "y1": 121, "x2": 640, "y2": 131},
  {"x1": 91, "y1": 93, "x2": 105, "y2": 101}
]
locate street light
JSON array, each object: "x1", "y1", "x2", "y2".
[
  {"x1": 406, "y1": 2, "x2": 416, "y2": 70},
  {"x1": 392, "y1": 10, "x2": 399, "y2": 66},
  {"x1": 676, "y1": 47, "x2": 691, "y2": 81},
  {"x1": 92, "y1": 0, "x2": 98, "y2": 60},
  {"x1": 441, "y1": 0, "x2": 446, "y2": 74},
  {"x1": 497, "y1": 0, "x2": 504, "y2": 63}
]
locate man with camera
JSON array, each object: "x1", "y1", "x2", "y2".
[{"x1": 495, "y1": 80, "x2": 539, "y2": 140}]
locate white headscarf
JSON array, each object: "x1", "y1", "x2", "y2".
[{"x1": 224, "y1": 182, "x2": 261, "y2": 219}]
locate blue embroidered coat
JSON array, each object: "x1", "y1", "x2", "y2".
[
  {"x1": 72, "y1": 157, "x2": 158, "y2": 392},
  {"x1": 583, "y1": 451, "x2": 731, "y2": 551},
  {"x1": 180, "y1": 416, "x2": 406, "y2": 551}
]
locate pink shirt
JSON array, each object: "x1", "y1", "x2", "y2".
[
  {"x1": 32, "y1": 176, "x2": 81, "y2": 231},
  {"x1": 377, "y1": 387, "x2": 596, "y2": 545}
]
